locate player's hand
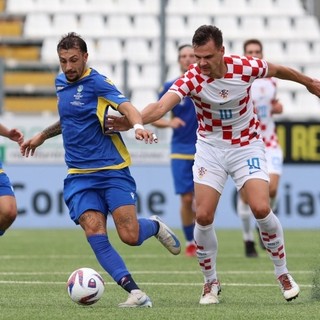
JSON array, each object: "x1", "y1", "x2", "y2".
[
  {"x1": 307, "y1": 78, "x2": 320, "y2": 98},
  {"x1": 134, "y1": 127, "x2": 158, "y2": 144},
  {"x1": 105, "y1": 115, "x2": 131, "y2": 133},
  {"x1": 170, "y1": 117, "x2": 186, "y2": 129},
  {"x1": 20, "y1": 132, "x2": 46, "y2": 157},
  {"x1": 8, "y1": 128, "x2": 24, "y2": 145}
]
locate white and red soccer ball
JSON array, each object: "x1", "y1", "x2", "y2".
[{"x1": 67, "y1": 267, "x2": 105, "y2": 306}]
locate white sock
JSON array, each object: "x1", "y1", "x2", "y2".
[
  {"x1": 237, "y1": 195, "x2": 254, "y2": 241},
  {"x1": 256, "y1": 211, "x2": 288, "y2": 277},
  {"x1": 194, "y1": 222, "x2": 218, "y2": 282}
]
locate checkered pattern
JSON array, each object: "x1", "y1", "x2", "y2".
[
  {"x1": 199, "y1": 258, "x2": 212, "y2": 271},
  {"x1": 169, "y1": 55, "x2": 268, "y2": 148},
  {"x1": 251, "y1": 77, "x2": 280, "y2": 149},
  {"x1": 261, "y1": 231, "x2": 285, "y2": 259}
]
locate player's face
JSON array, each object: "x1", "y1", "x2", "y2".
[
  {"x1": 58, "y1": 47, "x2": 88, "y2": 82},
  {"x1": 244, "y1": 43, "x2": 263, "y2": 59},
  {"x1": 194, "y1": 39, "x2": 225, "y2": 78},
  {"x1": 179, "y1": 47, "x2": 196, "y2": 73}
]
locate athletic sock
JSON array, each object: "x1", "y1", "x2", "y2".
[
  {"x1": 256, "y1": 211, "x2": 288, "y2": 277},
  {"x1": 194, "y1": 222, "x2": 218, "y2": 282},
  {"x1": 118, "y1": 274, "x2": 140, "y2": 293},
  {"x1": 183, "y1": 223, "x2": 195, "y2": 242},
  {"x1": 136, "y1": 217, "x2": 159, "y2": 245},
  {"x1": 237, "y1": 195, "x2": 254, "y2": 241},
  {"x1": 87, "y1": 234, "x2": 129, "y2": 283}
]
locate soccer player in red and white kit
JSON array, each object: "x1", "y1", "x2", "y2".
[
  {"x1": 109, "y1": 25, "x2": 320, "y2": 305},
  {"x1": 238, "y1": 38, "x2": 284, "y2": 257}
]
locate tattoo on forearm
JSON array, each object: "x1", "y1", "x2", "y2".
[{"x1": 42, "y1": 121, "x2": 62, "y2": 139}]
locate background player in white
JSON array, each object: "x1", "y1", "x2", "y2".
[
  {"x1": 152, "y1": 44, "x2": 198, "y2": 257},
  {"x1": 109, "y1": 25, "x2": 320, "y2": 305},
  {"x1": 238, "y1": 38, "x2": 284, "y2": 257}
]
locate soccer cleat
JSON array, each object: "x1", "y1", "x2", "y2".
[
  {"x1": 185, "y1": 243, "x2": 197, "y2": 257},
  {"x1": 118, "y1": 290, "x2": 152, "y2": 308},
  {"x1": 278, "y1": 273, "x2": 300, "y2": 301},
  {"x1": 150, "y1": 215, "x2": 181, "y2": 255},
  {"x1": 199, "y1": 280, "x2": 221, "y2": 305},
  {"x1": 245, "y1": 240, "x2": 258, "y2": 258}
]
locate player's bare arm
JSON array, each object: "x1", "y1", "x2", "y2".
[
  {"x1": 0, "y1": 124, "x2": 24, "y2": 145},
  {"x1": 267, "y1": 62, "x2": 320, "y2": 97},
  {"x1": 107, "y1": 92, "x2": 180, "y2": 132},
  {"x1": 20, "y1": 121, "x2": 62, "y2": 157},
  {"x1": 117, "y1": 102, "x2": 157, "y2": 143}
]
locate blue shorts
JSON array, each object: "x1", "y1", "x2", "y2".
[
  {"x1": 171, "y1": 158, "x2": 194, "y2": 195},
  {"x1": 0, "y1": 172, "x2": 15, "y2": 196},
  {"x1": 63, "y1": 168, "x2": 137, "y2": 224}
]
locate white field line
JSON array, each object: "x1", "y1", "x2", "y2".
[
  {"x1": 0, "y1": 280, "x2": 313, "y2": 288},
  {"x1": 0, "y1": 270, "x2": 314, "y2": 275},
  {"x1": 0, "y1": 253, "x2": 318, "y2": 259}
]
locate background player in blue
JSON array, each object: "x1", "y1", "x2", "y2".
[
  {"x1": 0, "y1": 124, "x2": 23, "y2": 236},
  {"x1": 20, "y1": 32, "x2": 181, "y2": 308},
  {"x1": 153, "y1": 44, "x2": 197, "y2": 257}
]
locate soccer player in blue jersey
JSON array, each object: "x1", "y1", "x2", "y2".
[
  {"x1": 0, "y1": 124, "x2": 23, "y2": 236},
  {"x1": 20, "y1": 32, "x2": 181, "y2": 308},
  {"x1": 152, "y1": 44, "x2": 197, "y2": 257}
]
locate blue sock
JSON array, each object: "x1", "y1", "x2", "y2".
[
  {"x1": 87, "y1": 234, "x2": 129, "y2": 283},
  {"x1": 136, "y1": 218, "x2": 159, "y2": 245},
  {"x1": 0, "y1": 230, "x2": 5, "y2": 236},
  {"x1": 183, "y1": 223, "x2": 195, "y2": 242}
]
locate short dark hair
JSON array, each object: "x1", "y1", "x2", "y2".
[
  {"x1": 177, "y1": 44, "x2": 192, "y2": 59},
  {"x1": 192, "y1": 25, "x2": 223, "y2": 48},
  {"x1": 243, "y1": 39, "x2": 263, "y2": 53},
  {"x1": 57, "y1": 32, "x2": 87, "y2": 53}
]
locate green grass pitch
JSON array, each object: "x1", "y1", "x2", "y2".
[{"x1": 0, "y1": 228, "x2": 319, "y2": 320}]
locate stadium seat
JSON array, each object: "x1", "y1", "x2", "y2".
[
  {"x1": 192, "y1": 0, "x2": 220, "y2": 15},
  {"x1": 262, "y1": 40, "x2": 286, "y2": 64},
  {"x1": 78, "y1": 14, "x2": 106, "y2": 38},
  {"x1": 240, "y1": 16, "x2": 266, "y2": 39},
  {"x1": 217, "y1": 0, "x2": 249, "y2": 15},
  {"x1": 32, "y1": 0, "x2": 63, "y2": 13},
  {"x1": 40, "y1": 37, "x2": 60, "y2": 63},
  {"x1": 273, "y1": 0, "x2": 305, "y2": 16},
  {"x1": 60, "y1": 0, "x2": 88, "y2": 13},
  {"x1": 285, "y1": 40, "x2": 313, "y2": 64},
  {"x1": 166, "y1": 16, "x2": 189, "y2": 40},
  {"x1": 95, "y1": 38, "x2": 125, "y2": 63},
  {"x1": 245, "y1": 0, "x2": 275, "y2": 16},
  {"x1": 187, "y1": 15, "x2": 213, "y2": 33},
  {"x1": 133, "y1": 15, "x2": 161, "y2": 39},
  {"x1": 104, "y1": 15, "x2": 134, "y2": 38},
  {"x1": 86, "y1": 0, "x2": 118, "y2": 14},
  {"x1": 123, "y1": 39, "x2": 158, "y2": 64},
  {"x1": 24, "y1": 13, "x2": 53, "y2": 38},
  {"x1": 214, "y1": 16, "x2": 241, "y2": 41},
  {"x1": 51, "y1": 13, "x2": 79, "y2": 37},
  {"x1": 266, "y1": 16, "x2": 295, "y2": 40},
  {"x1": 166, "y1": 0, "x2": 195, "y2": 15},
  {"x1": 6, "y1": 0, "x2": 36, "y2": 14},
  {"x1": 293, "y1": 16, "x2": 320, "y2": 40},
  {"x1": 294, "y1": 91, "x2": 320, "y2": 117}
]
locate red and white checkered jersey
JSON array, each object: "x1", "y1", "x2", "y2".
[
  {"x1": 168, "y1": 55, "x2": 268, "y2": 148},
  {"x1": 251, "y1": 77, "x2": 280, "y2": 149}
]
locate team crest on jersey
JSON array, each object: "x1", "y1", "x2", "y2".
[
  {"x1": 198, "y1": 167, "x2": 207, "y2": 178},
  {"x1": 219, "y1": 89, "x2": 229, "y2": 99}
]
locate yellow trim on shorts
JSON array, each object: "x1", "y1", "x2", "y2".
[{"x1": 170, "y1": 153, "x2": 194, "y2": 160}]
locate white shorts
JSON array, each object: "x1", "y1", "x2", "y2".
[
  {"x1": 265, "y1": 146, "x2": 283, "y2": 175},
  {"x1": 193, "y1": 139, "x2": 269, "y2": 194}
]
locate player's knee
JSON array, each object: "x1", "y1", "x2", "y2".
[
  {"x1": 195, "y1": 211, "x2": 214, "y2": 226},
  {"x1": 250, "y1": 203, "x2": 270, "y2": 219},
  {"x1": 118, "y1": 227, "x2": 139, "y2": 246}
]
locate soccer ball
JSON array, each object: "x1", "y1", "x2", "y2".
[{"x1": 66, "y1": 267, "x2": 105, "y2": 306}]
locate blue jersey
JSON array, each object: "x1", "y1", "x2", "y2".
[
  {"x1": 158, "y1": 78, "x2": 197, "y2": 157},
  {"x1": 56, "y1": 68, "x2": 131, "y2": 174}
]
